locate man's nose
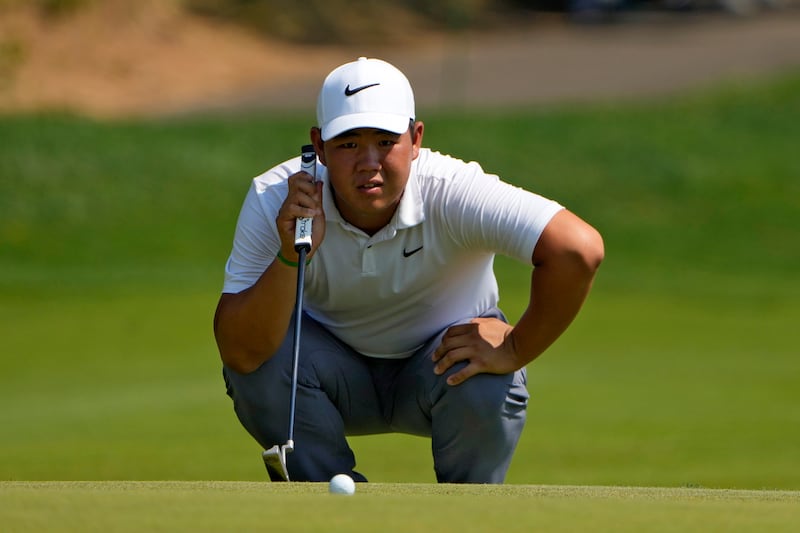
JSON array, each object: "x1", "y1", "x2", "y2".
[{"x1": 357, "y1": 144, "x2": 381, "y2": 170}]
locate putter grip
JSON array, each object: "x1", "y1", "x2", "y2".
[{"x1": 295, "y1": 144, "x2": 316, "y2": 251}]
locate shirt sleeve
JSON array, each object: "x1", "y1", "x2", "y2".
[
  {"x1": 425, "y1": 152, "x2": 564, "y2": 264},
  {"x1": 221, "y1": 160, "x2": 297, "y2": 294}
]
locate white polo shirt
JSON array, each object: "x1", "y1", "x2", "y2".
[{"x1": 222, "y1": 148, "x2": 563, "y2": 358}]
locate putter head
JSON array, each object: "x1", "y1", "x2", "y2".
[{"x1": 262, "y1": 441, "x2": 293, "y2": 482}]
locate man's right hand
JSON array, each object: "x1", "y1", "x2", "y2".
[{"x1": 276, "y1": 170, "x2": 325, "y2": 262}]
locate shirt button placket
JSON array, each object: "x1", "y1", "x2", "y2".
[{"x1": 362, "y1": 243, "x2": 376, "y2": 275}]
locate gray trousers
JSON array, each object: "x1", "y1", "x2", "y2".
[{"x1": 222, "y1": 308, "x2": 528, "y2": 483}]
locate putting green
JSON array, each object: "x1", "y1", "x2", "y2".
[{"x1": 2, "y1": 482, "x2": 798, "y2": 532}]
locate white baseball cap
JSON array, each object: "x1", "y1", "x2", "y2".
[{"x1": 317, "y1": 57, "x2": 415, "y2": 141}]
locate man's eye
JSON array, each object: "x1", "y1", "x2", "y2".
[
  {"x1": 338, "y1": 142, "x2": 357, "y2": 149},
  {"x1": 379, "y1": 139, "x2": 397, "y2": 147}
]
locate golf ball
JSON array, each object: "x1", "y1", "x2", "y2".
[{"x1": 328, "y1": 473, "x2": 356, "y2": 495}]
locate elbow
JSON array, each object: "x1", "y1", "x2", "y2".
[
  {"x1": 561, "y1": 225, "x2": 604, "y2": 285},
  {"x1": 554, "y1": 221, "x2": 604, "y2": 277},
  {"x1": 534, "y1": 210, "x2": 604, "y2": 277},
  {"x1": 215, "y1": 331, "x2": 278, "y2": 375},
  {"x1": 213, "y1": 300, "x2": 276, "y2": 375},
  {"x1": 220, "y1": 349, "x2": 268, "y2": 375},
  {"x1": 216, "y1": 328, "x2": 278, "y2": 374},
  {"x1": 583, "y1": 227, "x2": 605, "y2": 274}
]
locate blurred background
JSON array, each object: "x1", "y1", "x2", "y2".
[
  {"x1": 1, "y1": 0, "x2": 799, "y2": 487},
  {"x1": 2, "y1": 0, "x2": 799, "y2": 116}
]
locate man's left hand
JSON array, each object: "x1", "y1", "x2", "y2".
[{"x1": 432, "y1": 318, "x2": 522, "y2": 386}]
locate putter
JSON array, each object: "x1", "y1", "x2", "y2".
[{"x1": 262, "y1": 144, "x2": 316, "y2": 482}]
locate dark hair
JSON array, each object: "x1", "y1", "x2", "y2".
[{"x1": 409, "y1": 119, "x2": 418, "y2": 142}]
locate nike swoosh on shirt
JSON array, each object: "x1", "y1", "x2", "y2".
[
  {"x1": 402, "y1": 246, "x2": 423, "y2": 258},
  {"x1": 344, "y1": 83, "x2": 380, "y2": 96}
]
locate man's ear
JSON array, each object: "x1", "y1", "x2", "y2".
[
  {"x1": 411, "y1": 121, "x2": 424, "y2": 160},
  {"x1": 310, "y1": 127, "x2": 326, "y2": 166}
]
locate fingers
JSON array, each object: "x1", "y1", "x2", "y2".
[
  {"x1": 432, "y1": 319, "x2": 516, "y2": 386},
  {"x1": 283, "y1": 171, "x2": 322, "y2": 219},
  {"x1": 432, "y1": 324, "x2": 470, "y2": 367},
  {"x1": 432, "y1": 323, "x2": 483, "y2": 385},
  {"x1": 277, "y1": 174, "x2": 322, "y2": 225},
  {"x1": 436, "y1": 353, "x2": 484, "y2": 386},
  {"x1": 276, "y1": 174, "x2": 325, "y2": 259}
]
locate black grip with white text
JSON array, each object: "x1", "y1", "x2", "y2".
[{"x1": 295, "y1": 144, "x2": 316, "y2": 251}]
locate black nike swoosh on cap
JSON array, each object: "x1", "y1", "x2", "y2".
[
  {"x1": 344, "y1": 83, "x2": 380, "y2": 96},
  {"x1": 402, "y1": 246, "x2": 423, "y2": 258}
]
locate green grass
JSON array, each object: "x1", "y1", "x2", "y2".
[
  {"x1": 2, "y1": 482, "x2": 799, "y2": 532},
  {"x1": 1, "y1": 70, "x2": 799, "y2": 504}
]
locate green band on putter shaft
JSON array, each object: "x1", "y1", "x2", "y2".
[{"x1": 276, "y1": 250, "x2": 310, "y2": 267}]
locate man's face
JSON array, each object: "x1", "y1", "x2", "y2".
[{"x1": 312, "y1": 122, "x2": 424, "y2": 235}]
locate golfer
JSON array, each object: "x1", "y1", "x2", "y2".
[{"x1": 214, "y1": 57, "x2": 604, "y2": 483}]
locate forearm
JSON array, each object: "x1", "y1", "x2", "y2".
[
  {"x1": 213, "y1": 259, "x2": 300, "y2": 373},
  {"x1": 509, "y1": 258, "x2": 598, "y2": 366},
  {"x1": 509, "y1": 210, "x2": 604, "y2": 367}
]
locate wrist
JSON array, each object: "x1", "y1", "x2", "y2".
[
  {"x1": 505, "y1": 328, "x2": 527, "y2": 369},
  {"x1": 275, "y1": 250, "x2": 311, "y2": 268}
]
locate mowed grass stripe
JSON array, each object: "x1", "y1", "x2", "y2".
[{"x1": 2, "y1": 482, "x2": 799, "y2": 532}]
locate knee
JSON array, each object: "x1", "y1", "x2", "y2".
[
  {"x1": 223, "y1": 362, "x2": 290, "y2": 411},
  {"x1": 437, "y1": 367, "x2": 528, "y2": 423}
]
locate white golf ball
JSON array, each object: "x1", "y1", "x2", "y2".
[{"x1": 328, "y1": 473, "x2": 356, "y2": 495}]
